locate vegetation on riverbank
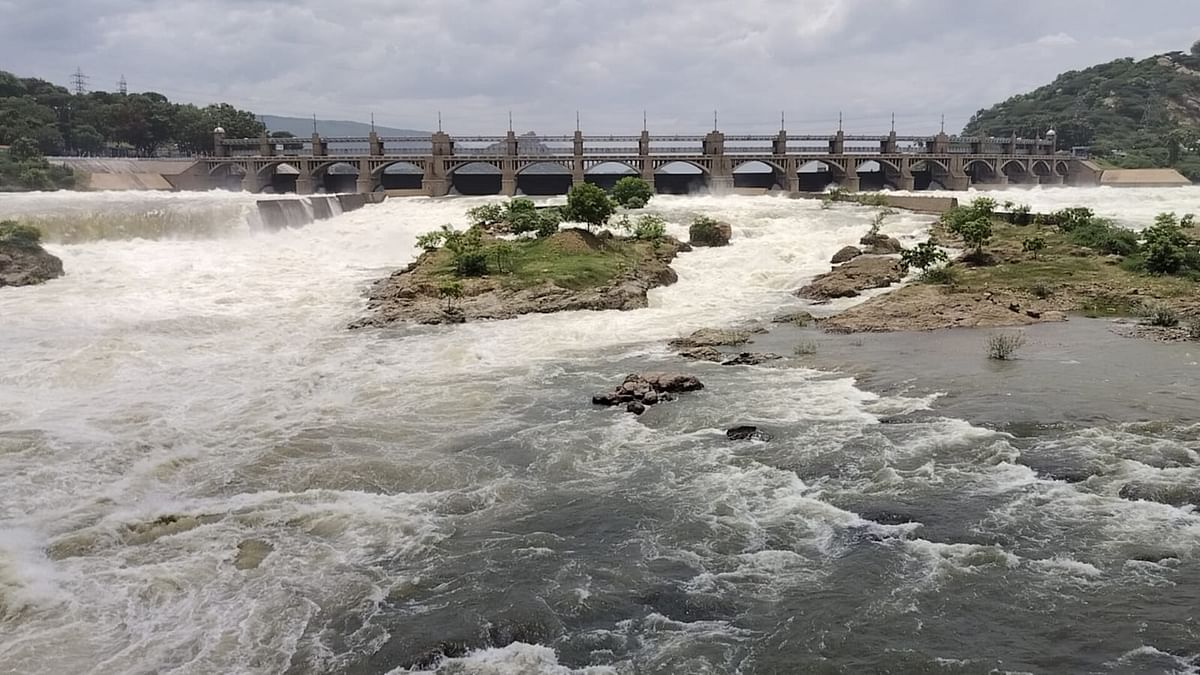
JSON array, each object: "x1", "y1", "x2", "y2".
[
  {"x1": 963, "y1": 40, "x2": 1200, "y2": 179},
  {"x1": 0, "y1": 139, "x2": 76, "y2": 191},
  {"x1": 824, "y1": 198, "x2": 1200, "y2": 333},
  {"x1": 0, "y1": 220, "x2": 64, "y2": 287}
]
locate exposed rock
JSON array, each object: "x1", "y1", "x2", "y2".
[
  {"x1": 772, "y1": 311, "x2": 815, "y2": 326},
  {"x1": 352, "y1": 231, "x2": 689, "y2": 327},
  {"x1": 668, "y1": 328, "x2": 752, "y2": 350},
  {"x1": 721, "y1": 352, "x2": 783, "y2": 366},
  {"x1": 823, "y1": 284, "x2": 1043, "y2": 333},
  {"x1": 0, "y1": 241, "x2": 64, "y2": 287},
  {"x1": 1118, "y1": 483, "x2": 1200, "y2": 508},
  {"x1": 859, "y1": 233, "x2": 904, "y2": 254},
  {"x1": 234, "y1": 539, "x2": 273, "y2": 570},
  {"x1": 831, "y1": 246, "x2": 862, "y2": 264},
  {"x1": 678, "y1": 346, "x2": 722, "y2": 362},
  {"x1": 796, "y1": 255, "x2": 903, "y2": 300},
  {"x1": 726, "y1": 426, "x2": 773, "y2": 442},
  {"x1": 593, "y1": 373, "x2": 702, "y2": 412},
  {"x1": 690, "y1": 221, "x2": 732, "y2": 247}
]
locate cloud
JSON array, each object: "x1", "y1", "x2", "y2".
[
  {"x1": 1035, "y1": 33, "x2": 1079, "y2": 47},
  {"x1": 0, "y1": 0, "x2": 1195, "y2": 134}
]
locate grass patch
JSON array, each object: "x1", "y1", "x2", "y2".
[{"x1": 793, "y1": 339, "x2": 818, "y2": 356}]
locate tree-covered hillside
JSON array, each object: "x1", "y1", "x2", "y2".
[
  {"x1": 963, "y1": 41, "x2": 1200, "y2": 179},
  {"x1": 0, "y1": 70, "x2": 263, "y2": 157}
]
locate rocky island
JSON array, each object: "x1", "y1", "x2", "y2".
[{"x1": 0, "y1": 220, "x2": 63, "y2": 287}]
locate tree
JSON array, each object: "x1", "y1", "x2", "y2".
[
  {"x1": 952, "y1": 217, "x2": 993, "y2": 258},
  {"x1": 1142, "y1": 213, "x2": 1191, "y2": 274},
  {"x1": 438, "y1": 280, "x2": 464, "y2": 312},
  {"x1": 611, "y1": 176, "x2": 653, "y2": 208},
  {"x1": 7, "y1": 137, "x2": 40, "y2": 162},
  {"x1": 899, "y1": 239, "x2": 948, "y2": 272},
  {"x1": 563, "y1": 182, "x2": 614, "y2": 230},
  {"x1": 1022, "y1": 236, "x2": 1047, "y2": 259}
]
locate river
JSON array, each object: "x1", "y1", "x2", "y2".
[{"x1": 1, "y1": 186, "x2": 1200, "y2": 674}]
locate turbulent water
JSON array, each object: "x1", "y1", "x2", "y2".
[{"x1": 2, "y1": 186, "x2": 1200, "y2": 674}]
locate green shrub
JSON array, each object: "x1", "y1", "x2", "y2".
[
  {"x1": 1141, "y1": 216, "x2": 1191, "y2": 274},
  {"x1": 987, "y1": 332, "x2": 1025, "y2": 360},
  {"x1": 453, "y1": 250, "x2": 489, "y2": 277},
  {"x1": 1029, "y1": 283, "x2": 1054, "y2": 299},
  {"x1": 633, "y1": 214, "x2": 666, "y2": 241},
  {"x1": 899, "y1": 239, "x2": 947, "y2": 273},
  {"x1": 950, "y1": 216, "x2": 993, "y2": 258},
  {"x1": 1022, "y1": 236, "x2": 1047, "y2": 258},
  {"x1": 1068, "y1": 220, "x2": 1139, "y2": 256},
  {"x1": 438, "y1": 279, "x2": 464, "y2": 311},
  {"x1": 0, "y1": 220, "x2": 42, "y2": 247},
  {"x1": 610, "y1": 176, "x2": 654, "y2": 208},
  {"x1": 793, "y1": 339, "x2": 818, "y2": 356},
  {"x1": 1052, "y1": 207, "x2": 1095, "y2": 232},
  {"x1": 466, "y1": 202, "x2": 505, "y2": 228},
  {"x1": 920, "y1": 265, "x2": 960, "y2": 285},
  {"x1": 967, "y1": 197, "x2": 997, "y2": 219},
  {"x1": 1142, "y1": 302, "x2": 1180, "y2": 327},
  {"x1": 491, "y1": 242, "x2": 515, "y2": 273},
  {"x1": 534, "y1": 208, "x2": 562, "y2": 238},
  {"x1": 1181, "y1": 213, "x2": 1196, "y2": 229}
]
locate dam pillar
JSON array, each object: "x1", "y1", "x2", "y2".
[
  {"x1": 841, "y1": 159, "x2": 860, "y2": 192},
  {"x1": 703, "y1": 131, "x2": 733, "y2": 192},
  {"x1": 294, "y1": 161, "x2": 314, "y2": 195},
  {"x1": 784, "y1": 157, "x2": 799, "y2": 193},
  {"x1": 898, "y1": 159, "x2": 914, "y2": 191},
  {"x1": 501, "y1": 130, "x2": 518, "y2": 196},
  {"x1": 356, "y1": 158, "x2": 374, "y2": 194},
  {"x1": 638, "y1": 130, "x2": 656, "y2": 191},
  {"x1": 573, "y1": 130, "x2": 585, "y2": 186}
]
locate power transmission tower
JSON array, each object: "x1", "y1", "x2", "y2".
[
  {"x1": 71, "y1": 67, "x2": 89, "y2": 95},
  {"x1": 118, "y1": 75, "x2": 127, "y2": 95}
]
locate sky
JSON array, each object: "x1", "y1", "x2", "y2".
[{"x1": 1, "y1": 0, "x2": 1197, "y2": 135}]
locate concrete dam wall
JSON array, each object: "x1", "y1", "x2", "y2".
[{"x1": 256, "y1": 193, "x2": 385, "y2": 230}]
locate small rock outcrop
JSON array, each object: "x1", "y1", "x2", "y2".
[
  {"x1": 772, "y1": 311, "x2": 815, "y2": 326},
  {"x1": 679, "y1": 346, "x2": 723, "y2": 362},
  {"x1": 726, "y1": 426, "x2": 773, "y2": 442},
  {"x1": 796, "y1": 255, "x2": 903, "y2": 300},
  {"x1": 0, "y1": 238, "x2": 63, "y2": 288},
  {"x1": 831, "y1": 246, "x2": 862, "y2": 264},
  {"x1": 689, "y1": 220, "x2": 732, "y2": 247},
  {"x1": 859, "y1": 233, "x2": 904, "y2": 254},
  {"x1": 668, "y1": 328, "x2": 752, "y2": 350},
  {"x1": 592, "y1": 373, "x2": 705, "y2": 413},
  {"x1": 721, "y1": 352, "x2": 782, "y2": 366}
]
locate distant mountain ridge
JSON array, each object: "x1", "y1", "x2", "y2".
[
  {"x1": 963, "y1": 42, "x2": 1200, "y2": 180},
  {"x1": 259, "y1": 114, "x2": 429, "y2": 138}
]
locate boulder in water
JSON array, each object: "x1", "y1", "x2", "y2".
[
  {"x1": 721, "y1": 352, "x2": 783, "y2": 366},
  {"x1": 796, "y1": 255, "x2": 902, "y2": 300},
  {"x1": 668, "y1": 328, "x2": 751, "y2": 350},
  {"x1": 831, "y1": 246, "x2": 862, "y2": 264},
  {"x1": 0, "y1": 224, "x2": 63, "y2": 288},
  {"x1": 679, "y1": 346, "x2": 722, "y2": 362},
  {"x1": 726, "y1": 426, "x2": 773, "y2": 442},
  {"x1": 593, "y1": 373, "x2": 703, "y2": 412},
  {"x1": 859, "y1": 233, "x2": 904, "y2": 254}
]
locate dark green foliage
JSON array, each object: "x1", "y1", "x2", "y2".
[
  {"x1": 453, "y1": 250, "x2": 489, "y2": 277},
  {"x1": 962, "y1": 46, "x2": 1200, "y2": 179},
  {"x1": 0, "y1": 219, "x2": 42, "y2": 247},
  {"x1": 1143, "y1": 302, "x2": 1180, "y2": 327},
  {"x1": 1068, "y1": 220, "x2": 1139, "y2": 256},
  {"x1": 563, "y1": 183, "x2": 615, "y2": 230},
  {"x1": 438, "y1": 279, "x2": 464, "y2": 311},
  {"x1": 632, "y1": 214, "x2": 666, "y2": 241},
  {"x1": 900, "y1": 239, "x2": 948, "y2": 273},
  {"x1": 689, "y1": 215, "x2": 728, "y2": 246},
  {"x1": 466, "y1": 203, "x2": 505, "y2": 228},
  {"x1": 950, "y1": 217, "x2": 993, "y2": 258},
  {"x1": 0, "y1": 142, "x2": 75, "y2": 190},
  {"x1": 1022, "y1": 236, "x2": 1047, "y2": 258},
  {"x1": 1052, "y1": 207, "x2": 1096, "y2": 232},
  {"x1": 0, "y1": 68, "x2": 264, "y2": 163},
  {"x1": 610, "y1": 176, "x2": 653, "y2": 208},
  {"x1": 416, "y1": 225, "x2": 491, "y2": 277},
  {"x1": 920, "y1": 266, "x2": 960, "y2": 285},
  {"x1": 1141, "y1": 215, "x2": 1191, "y2": 274}
]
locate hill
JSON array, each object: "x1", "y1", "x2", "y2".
[
  {"x1": 963, "y1": 41, "x2": 1200, "y2": 180},
  {"x1": 259, "y1": 115, "x2": 428, "y2": 138}
]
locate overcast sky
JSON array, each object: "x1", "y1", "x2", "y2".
[{"x1": 1, "y1": 0, "x2": 1197, "y2": 135}]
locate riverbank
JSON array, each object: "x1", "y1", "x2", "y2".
[
  {"x1": 818, "y1": 206, "x2": 1200, "y2": 334},
  {"x1": 354, "y1": 228, "x2": 691, "y2": 327}
]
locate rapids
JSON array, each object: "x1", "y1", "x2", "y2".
[{"x1": 1, "y1": 186, "x2": 1200, "y2": 673}]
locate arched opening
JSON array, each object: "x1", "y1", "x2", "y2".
[
  {"x1": 450, "y1": 162, "x2": 502, "y2": 195},
  {"x1": 965, "y1": 159, "x2": 998, "y2": 186},
  {"x1": 796, "y1": 159, "x2": 840, "y2": 192},
  {"x1": 265, "y1": 162, "x2": 300, "y2": 194},
  {"x1": 209, "y1": 162, "x2": 245, "y2": 191},
  {"x1": 654, "y1": 161, "x2": 705, "y2": 195},
  {"x1": 584, "y1": 161, "x2": 637, "y2": 191},
  {"x1": 316, "y1": 162, "x2": 359, "y2": 193},
  {"x1": 733, "y1": 160, "x2": 783, "y2": 190},
  {"x1": 855, "y1": 160, "x2": 889, "y2": 191},
  {"x1": 380, "y1": 162, "x2": 423, "y2": 191},
  {"x1": 517, "y1": 161, "x2": 571, "y2": 195},
  {"x1": 1000, "y1": 160, "x2": 1031, "y2": 185},
  {"x1": 908, "y1": 160, "x2": 937, "y2": 191}
]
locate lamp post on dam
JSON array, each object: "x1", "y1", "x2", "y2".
[{"x1": 204, "y1": 119, "x2": 1074, "y2": 196}]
